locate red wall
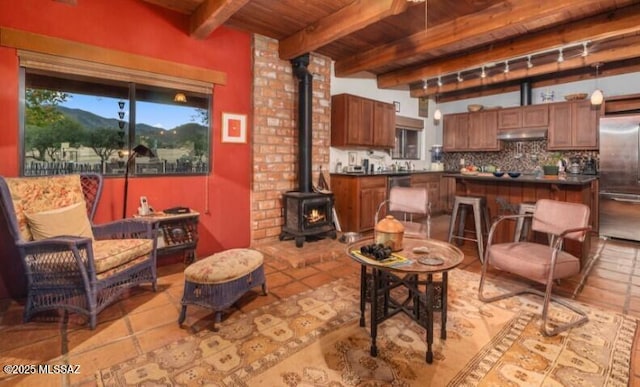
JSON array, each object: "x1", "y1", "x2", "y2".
[{"x1": 0, "y1": 0, "x2": 252, "y2": 297}]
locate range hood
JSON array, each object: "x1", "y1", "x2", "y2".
[{"x1": 497, "y1": 127, "x2": 547, "y2": 141}]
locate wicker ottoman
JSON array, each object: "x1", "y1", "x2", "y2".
[{"x1": 178, "y1": 248, "x2": 267, "y2": 330}]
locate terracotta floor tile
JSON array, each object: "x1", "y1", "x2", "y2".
[
  {"x1": 301, "y1": 272, "x2": 335, "y2": 288},
  {"x1": 66, "y1": 319, "x2": 131, "y2": 355},
  {"x1": 127, "y1": 303, "x2": 181, "y2": 334},
  {"x1": 135, "y1": 321, "x2": 192, "y2": 353},
  {"x1": 0, "y1": 334, "x2": 62, "y2": 370},
  {"x1": 269, "y1": 281, "x2": 312, "y2": 299},
  {"x1": 585, "y1": 276, "x2": 629, "y2": 294},
  {"x1": 263, "y1": 271, "x2": 295, "y2": 288},
  {"x1": 68, "y1": 339, "x2": 139, "y2": 385},
  {"x1": 590, "y1": 267, "x2": 632, "y2": 283},
  {"x1": 287, "y1": 265, "x2": 321, "y2": 280},
  {"x1": 119, "y1": 290, "x2": 174, "y2": 315}
]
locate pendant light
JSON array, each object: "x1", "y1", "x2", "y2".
[
  {"x1": 590, "y1": 63, "x2": 603, "y2": 106},
  {"x1": 433, "y1": 94, "x2": 442, "y2": 122}
]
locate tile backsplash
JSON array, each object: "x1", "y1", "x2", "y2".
[{"x1": 443, "y1": 140, "x2": 598, "y2": 172}]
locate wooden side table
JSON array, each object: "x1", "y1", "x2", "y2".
[{"x1": 134, "y1": 211, "x2": 200, "y2": 264}]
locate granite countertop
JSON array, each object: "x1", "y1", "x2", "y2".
[
  {"x1": 330, "y1": 170, "x2": 443, "y2": 177},
  {"x1": 444, "y1": 172, "x2": 598, "y2": 185}
]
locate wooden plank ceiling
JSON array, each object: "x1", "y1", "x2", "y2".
[{"x1": 142, "y1": 0, "x2": 640, "y2": 101}]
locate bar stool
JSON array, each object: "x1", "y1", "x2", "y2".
[
  {"x1": 448, "y1": 195, "x2": 491, "y2": 262},
  {"x1": 513, "y1": 202, "x2": 536, "y2": 242}
]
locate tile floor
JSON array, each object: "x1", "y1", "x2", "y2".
[{"x1": 0, "y1": 214, "x2": 639, "y2": 386}]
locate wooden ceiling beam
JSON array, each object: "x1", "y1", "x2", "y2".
[
  {"x1": 334, "y1": 0, "x2": 635, "y2": 77},
  {"x1": 381, "y1": 6, "x2": 640, "y2": 89},
  {"x1": 190, "y1": 0, "x2": 250, "y2": 39},
  {"x1": 278, "y1": 0, "x2": 409, "y2": 60},
  {"x1": 410, "y1": 39, "x2": 640, "y2": 98}
]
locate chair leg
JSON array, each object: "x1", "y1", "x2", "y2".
[
  {"x1": 447, "y1": 202, "x2": 460, "y2": 244},
  {"x1": 472, "y1": 204, "x2": 484, "y2": 263},
  {"x1": 478, "y1": 264, "x2": 589, "y2": 336}
]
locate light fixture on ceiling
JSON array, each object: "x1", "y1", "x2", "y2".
[
  {"x1": 590, "y1": 62, "x2": 604, "y2": 106},
  {"x1": 581, "y1": 42, "x2": 588, "y2": 57},
  {"x1": 433, "y1": 94, "x2": 442, "y2": 122},
  {"x1": 174, "y1": 92, "x2": 187, "y2": 103},
  {"x1": 416, "y1": 40, "x2": 590, "y2": 96}
]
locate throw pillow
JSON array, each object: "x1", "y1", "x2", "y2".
[{"x1": 25, "y1": 202, "x2": 94, "y2": 241}]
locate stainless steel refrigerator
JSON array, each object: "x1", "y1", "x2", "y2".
[{"x1": 599, "y1": 115, "x2": 640, "y2": 242}]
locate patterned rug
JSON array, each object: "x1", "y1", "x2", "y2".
[{"x1": 97, "y1": 269, "x2": 636, "y2": 386}]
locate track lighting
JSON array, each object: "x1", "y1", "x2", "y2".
[
  {"x1": 457, "y1": 72, "x2": 463, "y2": 82},
  {"x1": 437, "y1": 76, "x2": 443, "y2": 87},
  {"x1": 557, "y1": 48, "x2": 564, "y2": 63},
  {"x1": 527, "y1": 56, "x2": 533, "y2": 69},
  {"x1": 480, "y1": 66, "x2": 486, "y2": 79},
  {"x1": 422, "y1": 79, "x2": 428, "y2": 90},
  {"x1": 503, "y1": 60, "x2": 509, "y2": 74},
  {"x1": 582, "y1": 42, "x2": 588, "y2": 57}
]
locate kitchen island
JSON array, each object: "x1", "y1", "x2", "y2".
[{"x1": 445, "y1": 172, "x2": 599, "y2": 264}]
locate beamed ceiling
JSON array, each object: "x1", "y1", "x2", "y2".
[{"x1": 141, "y1": 0, "x2": 640, "y2": 102}]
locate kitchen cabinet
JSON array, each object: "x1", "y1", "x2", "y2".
[
  {"x1": 331, "y1": 94, "x2": 395, "y2": 149},
  {"x1": 468, "y1": 110, "x2": 499, "y2": 151},
  {"x1": 498, "y1": 105, "x2": 548, "y2": 129},
  {"x1": 331, "y1": 175, "x2": 387, "y2": 232},
  {"x1": 411, "y1": 173, "x2": 442, "y2": 214},
  {"x1": 443, "y1": 111, "x2": 498, "y2": 152},
  {"x1": 443, "y1": 113, "x2": 469, "y2": 151},
  {"x1": 548, "y1": 100, "x2": 599, "y2": 150}
]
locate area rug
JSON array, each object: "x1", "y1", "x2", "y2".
[{"x1": 97, "y1": 270, "x2": 636, "y2": 386}]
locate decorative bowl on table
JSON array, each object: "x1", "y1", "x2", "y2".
[
  {"x1": 508, "y1": 172, "x2": 521, "y2": 178},
  {"x1": 493, "y1": 171, "x2": 505, "y2": 177},
  {"x1": 467, "y1": 104, "x2": 483, "y2": 112}
]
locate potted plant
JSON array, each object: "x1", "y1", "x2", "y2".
[{"x1": 542, "y1": 152, "x2": 562, "y2": 175}]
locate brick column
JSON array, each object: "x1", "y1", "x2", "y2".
[{"x1": 251, "y1": 35, "x2": 331, "y2": 244}]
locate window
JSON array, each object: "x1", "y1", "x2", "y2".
[
  {"x1": 21, "y1": 67, "x2": 211, "y2": 177},
  {"x1": 392, "y1": 128, "x2": 421, "y2": 160}
]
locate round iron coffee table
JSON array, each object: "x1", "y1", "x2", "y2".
[{"x1": 347, "y1": 237, "x2": 464, "y2": 363}]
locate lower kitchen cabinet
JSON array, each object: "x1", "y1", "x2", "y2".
[
  {"x1": 331, "y1": 175, "x2": 387, "y2": 232},
  {"x1": 410, "y1": 173, "x2": 442, "y2": 214}
]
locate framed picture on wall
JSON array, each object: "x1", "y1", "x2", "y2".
[
  {"x1": 418, "y1": 97, "x2": 429, "y2": 117},
  {"x1": 222, "y1": 113, "x2": 247, "y2": 143},
  {"x1": 348, "y1": 152, "x2": 357, "y2": 166}
]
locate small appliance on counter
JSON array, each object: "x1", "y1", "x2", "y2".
[
  {"x1": 430, "y1": 144, "x2": 444, "y2": 171},
  {"x1": 567, "y1": 157, "x2": 582, "y2": 175},
  {"x1": 582, "y1": 157, "x2": 597, "y2": 175},
  {"x1": 344, "y1": 165, "x2": 365, "y2": 173}
]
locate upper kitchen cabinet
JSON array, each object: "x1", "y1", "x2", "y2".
[
  {"x1": 468, "y1": 110, "x2": 499, "y2": 151},
  {"x1": 548, "y1": 100, "x2": 599, "y2": 150},
  {"x1": 331, "y1": 94, "x2": 395, "y2": 149},
  {"x1": 498, "y1": 105, "x2": 548, "y2": 129},
  {"x1": 443, "y1": 113, "x2": 469, "y2": 151},
  {"x1": 444, "y1": 111, "x2": 498, "y2": 152}
]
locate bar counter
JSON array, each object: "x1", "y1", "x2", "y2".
[{"x1": 446, "y1": 172, "x2": 599, "y2": 265}]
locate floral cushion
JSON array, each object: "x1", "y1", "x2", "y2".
[
  {"x1": 5, "y1": 175, "x2": 87, "y2": 241},
  {"x1": 185, "y1": 249, "x2": 264, "y2": 284},
  {"x1": 93, "y1": 239, "x2": 153, "y2": 274}
]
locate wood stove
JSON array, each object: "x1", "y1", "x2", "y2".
[{"x1": 279, "y1": 54, "x2": 337, "y2": 247}]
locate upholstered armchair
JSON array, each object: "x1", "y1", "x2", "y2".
[
  {"x1": 0, "y1": 173, "x2": 157, "y2": 329},
  {"x1": 478, "y1": 199, "x2": 591, "y2": 336},
  {"x1": 376, "y1": 186, "x2": 431, "y2": 239}
]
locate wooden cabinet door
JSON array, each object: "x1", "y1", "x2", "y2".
[
  {"x1": 498, "y1": 107, "x2": 522, "y2": 129},
  {"x1": 443, "y1": 113, "x2": 469, "y2": 151},
  {"x1": 468, "y1": 110, "x2": 498, "y2": 151},
  {"x1": 522, "y1": 104, "x2": 548, "y2": 127},
  {"x1": 359, "y1": 186, "x2": 386, "y2": 231},
  {"x1": 572, "y1": 100, "x2": 599, "y2": 149},
  {"x1": 548, "y1": 102, "x2": 573, "y2": 149},
  {"x1": 373, "y1": 101, "x2": 395, "y2": 148}
]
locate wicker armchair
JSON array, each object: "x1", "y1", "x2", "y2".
[{"x1": 0, "y1": 173, "x2": 158, "y2": 329}]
